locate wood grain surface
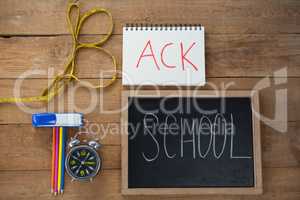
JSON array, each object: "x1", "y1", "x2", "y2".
[{"x1": 0, "y1": 0, "x2": 299, "y2": 199}]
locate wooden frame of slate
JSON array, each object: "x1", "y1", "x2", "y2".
[{"x1": 121, "y1": 90, "x2": 262, "y2": 195}]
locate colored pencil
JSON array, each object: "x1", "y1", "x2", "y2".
[
  {"x1": 58, "y1": 127, "x2": 63, "y2": 193},
  {"x1": 51, "y1": 128, "x2": 55, "y2": 193},
  {"x1": 54, "y1": 127, "x2": 59, "y2": 195},
  {"x1": 61, "y1": 127, "x2": 67, "y2": 193}
]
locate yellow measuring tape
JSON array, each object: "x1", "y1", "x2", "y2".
[{"x1": 0, "y1": 1, "x2": 117, "y2": 104}]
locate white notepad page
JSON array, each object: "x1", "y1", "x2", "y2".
[{"x1": 122, "y1": 25, "x2": 205, "y2": 86}]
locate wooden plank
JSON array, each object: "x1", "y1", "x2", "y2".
[
  {"x1": 0, "y1": 124, "x2": 120, "y2": 170},
  {"x1": 0, "y1": 34, "x2": 299, "y2": 78},
  {"x1": 0, "y1": 78, "x2": 299, "y2": 124},
  {"x1": 0, "y1": 168, "x2": 299, "y2": 200},
  {"x1": 0, "y1": 35, "x2": 120, "y2": 79},
  {"x1": 0, "y1": 0, "x2": 299, "y2": 35},
  {"x1": 0, "y1": 121, "x2": 298, "y2": 171},
  {"x1": 0, "y1": 78, "x2": 121, "y2": 124},
  {"x1": 262, "y1": 121, "x2": 300, "y2": 168}
]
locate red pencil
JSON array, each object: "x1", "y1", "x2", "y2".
[{"x1": 51, "y1": 128, "x2": 55, "y2": 193}]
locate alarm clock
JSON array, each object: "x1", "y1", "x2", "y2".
[{"x1": 65, "y1": 138, "x2": 102, "y2": 181}]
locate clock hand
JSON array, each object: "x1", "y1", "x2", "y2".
[
  {"x1": 71, "y1": 165, "x2": 79, "y2": 170},
  {"x1": 71, "y1": 155, "x2": 81, "y2": 162},
  {"x1": 75, "y1": 165, "x2": 82, "y2": 175},
  {"x1": 82, "y1": 152, "x2": 90, "y2": 163},
  {"x1": 88, "y1": 156, "x2": 95, "y2": 160}
]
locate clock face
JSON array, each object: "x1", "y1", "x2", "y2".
[{"x1": 65, "y1": 145, "x2": 101, "y2": 181}]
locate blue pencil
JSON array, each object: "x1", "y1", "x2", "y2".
[{"x1": 60, "y1": 127, "x2": 67, "y2": 193}]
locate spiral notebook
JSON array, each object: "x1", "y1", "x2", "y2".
[{"x1": 122, "y1": 24, "x2": 205, "y2": 86}]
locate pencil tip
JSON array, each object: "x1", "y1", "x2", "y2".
[
  {"x1": 54, "y1": 192, "x2": 57, "y2": 196},
  {"x1": 61, "y1": 190, "x2": 64, "y2": 194}
]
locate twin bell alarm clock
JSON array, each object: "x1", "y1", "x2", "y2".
[{"x1": 66, "y1": 138, "x2": 102, "y2": 181}]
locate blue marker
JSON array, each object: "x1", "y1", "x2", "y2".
[{"x1": 32, "y1": 113, "x2": 83, "y2": 127}]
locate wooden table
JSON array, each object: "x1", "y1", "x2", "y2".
[{"x1": 0, "y1": 0, "x2": 299, "y2": 199}]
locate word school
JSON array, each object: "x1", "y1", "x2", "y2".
[{"x1": 140, "y1": 113, "x2": 252, "y2": 162}]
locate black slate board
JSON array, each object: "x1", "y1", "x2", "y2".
[{"x1": 127, "y1": 97, "x2": 254, "y2": 188}]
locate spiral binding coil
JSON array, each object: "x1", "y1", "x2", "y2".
[{"x1": 124, "y1": 24, "x2": 202, "y2": 31}]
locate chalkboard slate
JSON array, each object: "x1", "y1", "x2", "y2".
[{"x1": 121, "y1": 90, "x2": 262, "y2": 195}]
